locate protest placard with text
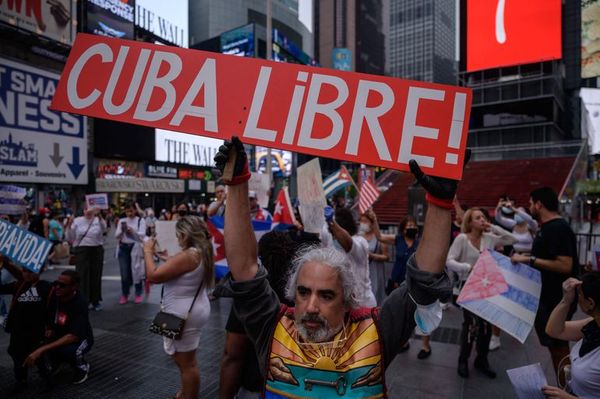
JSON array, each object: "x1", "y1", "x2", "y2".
[
  {"x1": 51, "y1": 34, "x2": 472, "y2": 179},
  {"x1": 0, "y1": 219, "x2": 52, "y2": 273},
  {"x1": 155, "y1": 221, "x2": 180, "y2": 258}
]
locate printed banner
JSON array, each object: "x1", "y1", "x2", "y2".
[
  {"x1": 85, "y1": 193, "x2": 109, "y2": 210},
  {"x1": 0, "y1": 219, "x2": 52, "y2": 273},
  {"x1": 51, "y1": 34, "x2": 472, "y2": 179},
  {"x1": 297, "y1": 159, "x2": 327, "y2": 234},
  {"x1": 0, "y1": 185, "x2": 27, "y2": 215},
  {"x1": 457, "y1": 250, "x2": 541, "y2": 344}
]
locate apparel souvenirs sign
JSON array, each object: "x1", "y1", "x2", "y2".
[{"x1": 51, "y1": 34, "x2": 472, "y2": 180}]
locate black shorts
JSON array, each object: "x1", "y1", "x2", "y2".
[{"x1": 534, "y1": 300, "x2": 576, "y2": 348}]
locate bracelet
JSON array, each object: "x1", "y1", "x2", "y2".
[{"x1": 425, "y1": 193, "x2": 454, "y2": 210}]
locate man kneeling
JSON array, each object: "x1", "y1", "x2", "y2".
[
  {"x1": 214, "y1": 138, "x2": 466, "y2": 398},
  {"x1": 24, "y1": 270, "x2": 94, "y2": 385}
]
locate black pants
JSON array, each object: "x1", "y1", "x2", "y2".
[
  {"x1": 75, "y1": 246, "x2": 104, "y2": 305},
  {"x1": 7, "y1": 334, "x2": 44, "y2": 382},
  {"x1": 458, "y1": 309, "x2": 491, "y2": 364}
]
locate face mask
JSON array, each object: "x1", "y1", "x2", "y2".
[
  {"x1": 404, "y1": 228, "x2": 418, "y2": 239},
  {"x1": 358, "y1": 223, "x2": 371, "y2": 234},
  {"x1": 514, "y1": 214, "x2": 525, "y2": 224},
  {"x1": 412, "y1": 296, "x2": 443, "y2": 335},
  {"x1": 178, "y1": 210, "x2": 187, "y2": 217},
  {"x1": 501, "y1": 206, "x2": 514, "y2": 215}
]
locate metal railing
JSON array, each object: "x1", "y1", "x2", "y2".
[{"x1": 576, "y1": 233, "x2": 600, "y2": 265}]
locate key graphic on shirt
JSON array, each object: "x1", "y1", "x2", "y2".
[
  {"x1": 458, "y1": 250, "x2": 509, "y2": 302},
  {"x1": 495, "y1": 0, "x2": 507, "y2": 44}
]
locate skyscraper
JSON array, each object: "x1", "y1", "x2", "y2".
[{"x1": 388, "y1": 0, "x2": 456, "y2": 84}]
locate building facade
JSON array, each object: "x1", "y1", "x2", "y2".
[{"x1": 388, "y1": 0, "x2": 456, "y2": 84}]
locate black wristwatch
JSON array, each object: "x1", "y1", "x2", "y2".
[{"x1": 529, "y1": 256, "x2": 537, "y2": 267}]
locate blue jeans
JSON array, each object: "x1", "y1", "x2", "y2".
[{"x1": 118, "y1": 244, "x2": 142, "y2": 297}]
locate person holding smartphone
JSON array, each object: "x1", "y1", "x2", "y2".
[{"x1": 115, "y1": 202, "x2": 146, "y2": 305}]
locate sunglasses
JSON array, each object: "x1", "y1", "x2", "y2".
[{"x1": 53, "y1": 281, "x2": 72, "y2": 289}]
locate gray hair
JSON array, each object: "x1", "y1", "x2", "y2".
[{"x1": 285, "y1": 246, "x2": 358, "y2": 309}]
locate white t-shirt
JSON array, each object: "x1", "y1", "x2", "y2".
[
  {"x1": 569, "y1": 338, "x2": 600, "y2": 398},
  {"x1": 347, "y1": 235, "x2": 377, "y2": 308}
]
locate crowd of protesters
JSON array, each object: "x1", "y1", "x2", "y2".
[{"x1": 0, "y1": 139, "x2": 599, "y2": 398}]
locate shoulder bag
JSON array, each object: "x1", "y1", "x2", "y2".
[
  {"x1": 69, "y1": 217, "x2": 95, "y2": 265},
  {"x1": 149, "y1": 281, "x2": 203, "y2": 340}
]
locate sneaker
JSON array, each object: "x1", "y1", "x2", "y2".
[
  {"x1": 0, "y1": 315, "x2": 6, "y2": 328},
  {"x1": 93, "y1": 303, "x2": 103, "y2": 311},
  {"x1": 489, "y1": 335, "x2": 501, "y2": 351},
  {"x1": 72, "y1": 363, "x2": 90, "y2": 385},
  {"x1": 134, "y1": 295, "x2": 142, "y2": 304},
  {"x1": 119, "y1": 296, "x2": 128, "y2": 305},
  {"x1": 88, "y1": 303, "x2": 94, "y2": 310}
]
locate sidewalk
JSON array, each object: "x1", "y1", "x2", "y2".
[{"x1": 0, "y1": 235, "x2": 558, "y2": 398}]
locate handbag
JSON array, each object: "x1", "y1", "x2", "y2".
[{"x1": 149, "y1": 281, "x2": 203, "y2": 340}]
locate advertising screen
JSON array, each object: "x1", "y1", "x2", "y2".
[
  {"x1": 86, "y1": 0, "x2": 135, "y2": 39},
  {"x1": 467, "y1": 0, "x2": 562, "y2": 72},
  {"x1": 583, "y1": 0, "x2": 600, "y2": 78},
  {"x1": 136, "y1": 0, "x2": 188, "y2": 47},
  {"x1": 220, "y1": 24, "x2": 255, "y2": 57},
  {"x1": 0, "y1": 0, "x2": 76, "y2": 45}
]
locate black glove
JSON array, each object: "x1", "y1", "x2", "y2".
[
  {"x1": 213, "y1": 136, "x2": 251, "y2": 185},
  {"x1": 409, "y1": 149, "x2": 471, "y2": 208}
]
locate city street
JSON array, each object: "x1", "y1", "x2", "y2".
[{"x1": 0, "y1": 234, "x2": 559, "y2": 398}]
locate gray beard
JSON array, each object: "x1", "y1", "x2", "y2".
[{"x1": 295, "y1": 314, "x2": 339, "y2": 343}]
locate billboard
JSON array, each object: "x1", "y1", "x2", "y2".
[
  {"x1": 582, "y1": 0, "x2": 600, "y2": 78},
  {"x1": 467, "y1": 0, "x2": 562, "y2": 72},
  {"x1": 155, "y1": 129, "x2": 221, "y2": 167},
  {"x1": 272, "y1": 28, "x2": 318, "y2": 66},
  {"x1": 220, "y1": 24, "x2": 255, "y2": 57},
  {"x1": 332, "y1": 48, "x2": 352, "y2": 71},
  {"x1": 86, "y1": 0, "x2": 135, "y2": 39},
  {"x1": 0, "y1": 0, "x2": 76, "y2": 45},
  {"x1": 0, "y1": 58, "x2": 87, "y2": 184},
  {"x1": 136, "y1": 0, "x2": 188, "y2": 47}
]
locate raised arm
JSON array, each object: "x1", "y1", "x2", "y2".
[
  {"x1": 214, "y1": 137, "x2": 257, "y2": 282},
  {"x1": 409, "y1": 151, "x2": 469, "y2": 274},
  {"x1": 367, "y1": 209, "x2": 396, "y2": 245},
  {"x1": 545, "y1": 278, "x2": 590, "y2": 342}
]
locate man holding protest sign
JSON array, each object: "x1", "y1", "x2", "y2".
[{"x1": 214, "y1": 137, "x2": 466, "y2": 398}]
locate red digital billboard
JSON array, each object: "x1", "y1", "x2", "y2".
[{"x1": 467, "y1": 0, "x2": 562, "y2": 72}]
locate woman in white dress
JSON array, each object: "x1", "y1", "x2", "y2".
[{"x1": 143, "y1": 216, "x2": 214, "y2": 399}]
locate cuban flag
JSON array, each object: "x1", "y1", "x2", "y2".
[
  {"x1": 322, "y1": 165, "x2": 356, "y2": 198},
  {"x1": 272, "y1": 187, "x2": 297, "y2": 231},
  {"x1": 457, "y1": 250, "x2": 541, "y2": 343},
  {"x1": 206, "y1": 216, "x2": 272, "y2": 279}
]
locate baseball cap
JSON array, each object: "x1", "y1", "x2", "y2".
[{"x1": 248, "y1": 191, "x2": 257, "y2": 199}]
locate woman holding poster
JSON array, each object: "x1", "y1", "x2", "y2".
[
  {"x1": 143, "y1": 216, "x2": 214, "y2": 399},
  {"x1": 446, "y1": 208, "x2": 516, "y2": 379}
]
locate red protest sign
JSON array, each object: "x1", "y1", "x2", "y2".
[{"x1": 51, "y1": 34, "x2": 472, "y2": 179}]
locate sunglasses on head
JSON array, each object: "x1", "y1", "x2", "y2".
[{"x1": 53, "y1": 281, "x2": 71, "y2": 288}]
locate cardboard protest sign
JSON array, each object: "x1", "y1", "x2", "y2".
[
  {"x1": 297, "y1": 159, "x2": 327, "y2": 234},
  {"x1": 249, "y1": 172, "x2": 270, "y2": 208},
  {"x1": 51, "y1": 34, "x2": 472, "y2": 179},
  {"x1": 0, "y1": 219, "x2": 52, "y2": 273},
  {"x1": 457, "y1": 250, "x2": 541, "y2": 344},
  {"x1": 85, "y1": 193, "x2": 109, "y2": 210},
  {"x1": 155, "y1": 221, "x2": 180, "y2": 258},
  {"x1": 0, "y1": 185, "x2": 27, "y2": 215}
]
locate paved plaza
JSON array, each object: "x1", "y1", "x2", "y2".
[{"x1": 0, "y1": 235, "x2": 560, "y2": 398}]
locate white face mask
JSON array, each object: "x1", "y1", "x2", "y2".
[
  {"x1": 358, "y1": 222, "x2": 371, "y2": 234},
  {"x1": 411, "y1": 295, "x2": 443, "y2": 335}
]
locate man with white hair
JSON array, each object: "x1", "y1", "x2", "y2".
[{"x1": 214, "y1": 138, "x2": 466, "y2": 398}]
